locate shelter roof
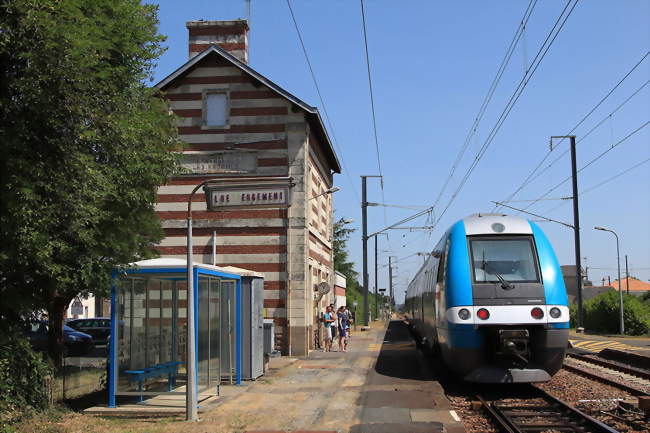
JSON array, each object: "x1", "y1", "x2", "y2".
[{"x1": 127, "y1": 258, "x2": 263, "y2": 278}]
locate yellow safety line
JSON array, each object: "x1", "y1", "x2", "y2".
[{"x1": 570, "y1": 339, "x2": 650, "y2": 352}]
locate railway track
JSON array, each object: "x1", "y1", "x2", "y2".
[
  {"x1": 563, "y1": 354, "x2": 650, "y2": 397},
  {"x1": 477, "y1": 385, "x2": 619, "y2": 433}
]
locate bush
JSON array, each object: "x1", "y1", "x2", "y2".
[
  {"x1": 569, "y1": 302, "x2": 579, "y2": 328},
  {"x1": 0, "y1": 334, "x2": 53, "y2": 426},
  {"x1": 582, "y1": 290, "x2": 650, "y2": 336}
]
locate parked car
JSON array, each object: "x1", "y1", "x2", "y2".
[
  {"x1": 26, "y1": 321, "x2": 94, "y2": 356},
  {"x1": 66, "y1": 318, "x2": 110, "y2": 345}
]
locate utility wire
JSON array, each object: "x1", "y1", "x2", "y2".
[
  {"x1": 543, "y1": 156, "x2": 650, "y2": 214},
  {"x1": 495, "y1": 50, "x2": 650, "y2": 210},
  {"x1": 359, "y1": 0, "x2": 384, "y2": 188},
  {"x1": 285, "y1": 0, "x2": 360, "y2": 201},
  {"x1": 433, "y1": 0, "x2": 579, "y2": 230},
  {"x1": 432, "y1": 0, "x2": 538, "y2": 212},
  {"x1": 521, "y1": 120, "x2": 649, "y2": 211},
  {"x1": 366, "y1": 0, "x2": 578, "y2": 248},
  {"x1": 491, "y1": 201, "x2": 574, "y2": 228},
  {"x1": 509, "y1": 77, "x2": 649, "y2": 201},
  {"x1": 359, "y1": 0, "x2": 389, "y2": 230}
]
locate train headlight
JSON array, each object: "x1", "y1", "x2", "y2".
[
  {"x1": 549, "y1": 307, "x2": 561, "y2": 319},
  {"x1": 458, "y1": 308, "x2": 471, "y2": 320},
  {"x1": 531, "y1": 307, "x2": 544, "y2": 319},
  {"x1": 477, "y1": 308, "x2": 490, "y2": 320}
]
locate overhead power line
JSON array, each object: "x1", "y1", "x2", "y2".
[
  {"x1": 503, "y1": 77, "x2": 649, "y2": 208},
  {"x1": 359, "y1": 0, "x2": 390, "y2": 230},
  {"x1": 495, "y1": 50, "x2": 650, "y2": 211},
  {"x1": 359, "y1": 0, "x2": 384, "y2": 187},
  {"x1": 285, "y1": 0, "x2": 360, "y2": 201},
  {"x1": 432, "y1": 0, "x2": 538, "y2": 212},
  {"x1": 433, "y1": 0, "x2": 579, "y2": 229},
  {"x1": 365, "y1": 0, "x2": 579, "y2": 251},
  {"x1": 520, "y1": 120, "x2": 649, "y2": 211},
  {"x1": 543, "y1": 156, "x2": 650, "y2": 214}
]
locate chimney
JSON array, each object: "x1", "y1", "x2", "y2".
[{"x1": 186, "y1": 20, "x2": 249, "y2": 63}]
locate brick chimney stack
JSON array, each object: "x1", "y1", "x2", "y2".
[{"x1": 186, "y1": 20, "x2": 249, "y2": 63}]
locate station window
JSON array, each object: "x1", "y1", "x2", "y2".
[{"x1": 204, "y1": 92, "x2": 228, "y2": 127}]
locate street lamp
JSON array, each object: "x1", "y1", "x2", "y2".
[
  {"x1": 310, "y1": 186, "x2": 340, "y2": 200},
  {"x1": 594, "y1": 226, "x2": 624, "y2": 334}
]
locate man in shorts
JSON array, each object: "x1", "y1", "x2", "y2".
[{"x1": 323, "y1": 305, "x2": 335, "y2": 352}]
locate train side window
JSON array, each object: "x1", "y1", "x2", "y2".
[{"x1": 436, "y1": 253, "x2": 445, "y2": 284}]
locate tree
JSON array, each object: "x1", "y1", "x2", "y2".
[
  {"x1": 0, "y1": 0, "x2": 182, "y2": 366},
  {"x1": 333, "y1": 218, "x2": 386, "y2": 320}
]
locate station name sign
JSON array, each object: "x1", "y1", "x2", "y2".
[
  {"x1": 203, "y1": 177, "x2": 292, "y2": 210},
  {"x1": 181, "y1": 152, "x2": 256, "y2": 175}
]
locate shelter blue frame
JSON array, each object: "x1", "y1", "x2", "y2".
[{"x1": 108, "y1": 263, "x2": 243, "y2": 408}]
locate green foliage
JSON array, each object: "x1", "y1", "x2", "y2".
[
  {"x1": 0, "y1": 333, "x2": 53, "y2": 427},
  {"x1": 332, "y1": 217, "x2": 390, "y2": 320},
  {"x1": 0, "y1": 0, "x2": 182, "y2": 362},
  {"x1": 641, "y1": 291, "x2": 650, "y2": 304},
  {"x1": 569, "y1": 302, "x2": 578, "y2": 328},
  {"x1": 582, "y1": 290, "x2": 650, "y2": 336}
]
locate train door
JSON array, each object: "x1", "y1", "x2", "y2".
[{"x1": 435, "y1": 238, "x2": 450, "y2": 329}]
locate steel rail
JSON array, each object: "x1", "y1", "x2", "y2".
[
  {"x1": 567, "y1": 352, "x2": 650, "y2": 381},
  {"x1": 562, "y1": 362, "x2": 650, "y2": 397},
  {"x1": 477, "y1": 385, "x2": 620, "y2": 433}
]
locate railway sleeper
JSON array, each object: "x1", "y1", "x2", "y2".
[{"x1": 492, "y1": 405, "x2": 586, "y2": 432}]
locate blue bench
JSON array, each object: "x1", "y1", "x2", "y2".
[{"x1": 123, "y1": 361, "x2": 182, "y2": 401}]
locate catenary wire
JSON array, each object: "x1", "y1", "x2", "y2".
[
  {"x1": 432, "y1": 0, "x2": 579, "y2": 231},
  {"x1": 542, "y1": 156, "x2": 650, "y2": 215},
  {"x1": 431, "y1": 0, "x2": 538, "y2": 212},
  {"x1": 285, "y1": 0, "x2": 360, "y2": 201},
  {"x1": 521, "y1": 120, "x2": 649, "y2": 212},
  {"x1": 494, "y1": 50, "x2": 650, "y2": 211},
  {"x1": 369, "y1": 0, "x2": 578, "y2": 253},
  {"x1": 508, "y1": 77, "x2": 650, "y2": 205}
]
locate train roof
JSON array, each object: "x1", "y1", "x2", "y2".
[{"x1": 462, "y1": 213, "x2": 533, "y2": 235}]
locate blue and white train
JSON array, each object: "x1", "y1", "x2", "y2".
[{"x1": 405, "y1": 213, "x2": 569, "y2": 383}]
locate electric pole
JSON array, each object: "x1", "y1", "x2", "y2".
[
  {"x1": 625, "y1": 255, "x2": 629, "y2": 294},
  {"x1": 361, "y1": 175, "x2": 381, "y2": 326},
  {"x1": 388, "y1": 256, "x2": 394, "y2": 304},
  {"x1": 551, "y1": 135, "x2": 583, "y2": 329},
  {"x1": 374, "y1": 235, "x2": 378, "y2": 321}
]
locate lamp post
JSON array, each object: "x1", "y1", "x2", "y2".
[
  {"x1": 594, "y1": 226, "x2": 624, "y2": 334},
  {"x1": 310, "y1": 186, "x2": 340, "y2": 200}
]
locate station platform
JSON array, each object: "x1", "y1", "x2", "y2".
[
  {"x1": 196, "y1": 319, "x2": 466, "y2": 433},
  {"x1": 568, "y1": 331, "x2": 650, "y2": 354}
]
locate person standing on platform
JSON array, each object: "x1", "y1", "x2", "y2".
[
  {"x1": 329, "y1": 304, "x2": 337, "y2": 340},
  {"x1": 336, "y1": 306, "x2": 349, "y2": 352},
  {"x1": 344, "y1": 306, "x2": 352, "y2": 337},
  {"x1": 323, "y1": 306, "x2": 335, "y2": 352}
]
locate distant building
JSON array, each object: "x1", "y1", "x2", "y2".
[
  {"x1": 610, "y1": 276, "x2": 650, "y2": 297},
  {"x1": 561, "y1": 265, "x2": 592, "y2": 303},
  {"x1": 334, "y1": 272, "x2": 346, "y2": 308}
]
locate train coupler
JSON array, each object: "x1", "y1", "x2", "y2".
[{"x1": 498, "y1": 329, "x2": 530, "y2": 364}]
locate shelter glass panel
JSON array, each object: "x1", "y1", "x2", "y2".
[{"x1": 116, "y1": 274, "x2": 187, "y2": 397}]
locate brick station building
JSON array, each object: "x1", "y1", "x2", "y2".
[{"x1": 153, "y1": 20, "x2": 341, "y2": 356}]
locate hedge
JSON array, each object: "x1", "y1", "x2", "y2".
[{"x1": 570, "y1": 290, "x2": 650, "y2": 335}]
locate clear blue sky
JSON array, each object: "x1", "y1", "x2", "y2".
[{"x1": 150, "y1": 0, "x2": 650, "y2": 303}]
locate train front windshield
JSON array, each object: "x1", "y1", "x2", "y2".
[{"x1": 470, "y1": 237, "x2": 540, "y2": 283}]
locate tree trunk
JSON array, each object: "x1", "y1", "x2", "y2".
[{"x1": 48, "y1": 296, "x2": 71, "y2": 369}]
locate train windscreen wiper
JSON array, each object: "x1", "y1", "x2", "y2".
[{"x1": 482, "y1": 253, "x2": 515, "y2": 290}]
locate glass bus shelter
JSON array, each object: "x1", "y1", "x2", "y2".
[{"x1": 107, "y1": 258, "x2": 245, "y2": 408}]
